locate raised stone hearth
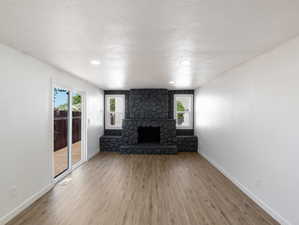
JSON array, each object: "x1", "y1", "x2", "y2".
[
  {"x1": 177, "y1": 136, "x2": 198, "y2": 152},
  {"x1": 100, "y1": 136, "x2": 122, "y2": 152},
  {"x1": 120, "y1": 144, "x2": 177, "y2": 154}
]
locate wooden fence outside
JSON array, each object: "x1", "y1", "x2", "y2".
[{"x1": 54, "y1": 110, "x2": 81, "y2": 151}]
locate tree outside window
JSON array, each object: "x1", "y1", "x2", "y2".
[
  {"x1": 176, "y1": 101, "x2": 185, "y2": 125},
  {"x1": 105, "y1": 95, "x2": 125, "y2": 129},
  {"x1": 110, "y1": 98, "x2": 116, "y2": 125},
  {"x1": 174, "y1": 94, "x2": 193, "y2": 129}
]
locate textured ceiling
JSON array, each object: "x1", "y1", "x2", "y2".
[{"x1": 1, "y1": 0, "x2": 299, "y2": 89}]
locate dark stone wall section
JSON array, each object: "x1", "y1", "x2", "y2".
[
  {"x1": 177, "y1": 136, "x2": 198, "y2": 152},
  {"x1": 176, "y1": 129, "x2": 194, "y2": 136},
  {"x1": 120, "y1": 145, "x2": 177, "y2": 154},
  {"x1": 104, "y1": 129, "x2": 122, "y2": 136},
  {"x1": 100, "y1": 136, "x2": 122, "y2": 152},
  {"x1": 100, "y1": 135, "x2": 198, "y2": 153},
  {"x1": 129, "y1": 89, "x2": 169, "y2": 119}
]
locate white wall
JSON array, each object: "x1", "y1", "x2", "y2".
[
  {"x1": 195, "y1": 36, "x2": 299, "y2": 225},
  {"x1": 0, "y1": 44, "x2": 104, "y2": 224}
]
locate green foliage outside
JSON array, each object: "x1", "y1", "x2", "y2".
[
  {"x1": 72, "y1": 95, "x2": 81, "y2": 105},
  {"x1": 110, "y1": 98, "x2": 116, "y2": 112},
  {"x1": 177, "y1": 112, "x2": 184, "y2": 120},
  {"x1": 55, "y1": 95, "x2": 81, "y2": 112},
  {"x1": 176, "y1": 101, "x2": 185, "y2": 112},
  {"x1": 176, "y1": 101, "x2": 185, "y2": 124},
  {"x1": 56, "y1": 104, "x2": 68, "y2": 111}
]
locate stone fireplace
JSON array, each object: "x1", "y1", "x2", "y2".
[
  {"x1": 120, "y1": 89, "x2": 177, "y2": 153},
  {"x1": 100, "y1": 88, "x2": 198, "y2": 154},
  {"x1": 122, "y1": 119, "x2": 176, "y2": 145}
]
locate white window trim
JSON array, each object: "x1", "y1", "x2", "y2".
[
  {"x1": 174, "y1": 94, "x2": 194, "y2": 129},
  {"x1": 105, "y1": 94, "x2": 125, "y2": 130}
]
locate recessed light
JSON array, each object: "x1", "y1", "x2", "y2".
[
  {"x1": 169, "y1": 81, "x2": 175, "y2": 85},
  {"x1": 90, "y1": 60, "x2": 101, "y2": 65}
]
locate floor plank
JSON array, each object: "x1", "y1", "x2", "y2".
[{"x1": 7, "y1": 153, "x2": 280, "y2": 225}]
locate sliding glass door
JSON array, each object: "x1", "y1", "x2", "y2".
[
  {"x1": 72, "y1": 92, "x2": 82, "y2": 166},
  {"x1": 53, "y1": 88, "x2": 85, "y2": 178},
  {"x1": 53, "y1": 88, "x2": 70, "y2": 177}
]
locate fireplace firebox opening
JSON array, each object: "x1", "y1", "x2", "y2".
[{"x1": 138, "y1": 127, "x2": 160, "y2": 144}]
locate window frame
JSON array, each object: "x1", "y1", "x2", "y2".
[
  {"x1": 174, "y1": 94, "x2": 194, "y2": 129},
  {"x1": 105, "y1": 94, "x2": 125, "y2": 130}
]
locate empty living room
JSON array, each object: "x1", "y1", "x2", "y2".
[{"x1": 1, "y1": 1, "x2": 299, "y2": 225}]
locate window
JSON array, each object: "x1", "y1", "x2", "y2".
[
  {"x1": 105, "y1": 95, "x2": 125, "y2": 129},
  {"x1": 174, "y1": 94, "x2": 193, "y2": 129}
]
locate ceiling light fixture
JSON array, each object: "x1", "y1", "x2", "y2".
[
  {"x1": 90, "y1": 60, "x2": 101, "y2": 66},
  {"x1": 169, "y1": 81, "x2": 175, "y2": 85}
]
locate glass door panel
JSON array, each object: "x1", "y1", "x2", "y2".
[
  {"x1": 53, "y1": 88, "x2": 69, "y2": 177},
  {"x1": 72, "y1": 92, "x2": 82, "y2": 166}
]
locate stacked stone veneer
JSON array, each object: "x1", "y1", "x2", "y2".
[
  {"x1": 100, "y1": 135, "x2": 198, "y2": 152},
  {"x1": 122, "y1": 89, "x2": 176, "y2": 153},
  {"x1": 129, "y1": 89, "x2": 169, "y2": 119},
  {"x1": 100, "y1": 136, "x2": 122, "y2": 152},
  {"x1": 176, "y1": 136, "x2": 198, "y2": 152}
]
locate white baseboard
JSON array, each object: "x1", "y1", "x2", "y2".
[
  {"x1": 199, "y1": 151, "x2": 291, "y2": 225},
  {"x1": 1, "y1": 147, "x2": 98, "y2": 225},
  {"x1": 2, "y1": 152, "x2": 290, "y2": 225},
  {"x1": 88, "y1": 148, "x2": 99, "y2": 160},
  {"x1": 0, "y1": 183, "x2": 54, "y2": 225}
]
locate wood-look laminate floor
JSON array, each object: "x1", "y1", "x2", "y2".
[
  {"x1": 7, "y1": 153, "x2": 279, "y2": 225},
  {"x1": 54, "y1": 141, "x2": 82, "y2": 176}
]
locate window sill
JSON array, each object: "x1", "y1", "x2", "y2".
[{"x1": 176, "y1": 127, "x2": 194, "y2": 130}]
